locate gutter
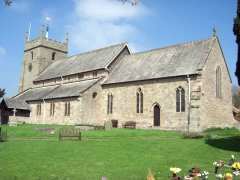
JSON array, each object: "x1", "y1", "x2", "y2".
[{"x1": 187, "y1": 75, "x2": 191, "y2": 134}]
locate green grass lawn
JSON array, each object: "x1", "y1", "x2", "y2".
[{"x1": 0, "y1": 124, "x2": 240, "y2": 180}]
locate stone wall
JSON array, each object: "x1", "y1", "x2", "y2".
[
  {"x1": 19, "y1": 37, "x2": 68, "y2": 92},
  {"x1": 200, "y1": 38, "x2": 235, "y2": 129},
  {"x1": 23, "y1": 97, "x2": 81, "y2": 125},
  {"x1": 81, "y1": 81, "x2": 105, "y2": 126},
  {"x1": 101, "y1": 77, "x2": 192, "y2": 130}
]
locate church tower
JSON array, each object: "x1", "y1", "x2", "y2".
[{"x1": 19, "y1": 26, "x2": 68, "y2": 92}]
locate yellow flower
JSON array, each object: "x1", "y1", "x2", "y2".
[
  {"x1": 170, "y1": 167, "x2": 181, "y2": 174},
  {"x1": 232, "y1": 162, "x2": 240, "y2": 170}
]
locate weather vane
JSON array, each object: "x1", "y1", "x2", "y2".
[{"x1": 45, "y1": 17, "x2": 51, "y2": 39}]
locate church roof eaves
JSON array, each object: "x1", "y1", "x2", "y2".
[
  {"x1": 34, "y1": 42, "x2": 128, "y2": 82},
  {"x1": 103, "y1": 37, "x2": 216, "y2": 85}
]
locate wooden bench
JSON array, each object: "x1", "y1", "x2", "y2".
[
  {"x1": 59, "y1": 128, "x2": 81, "y2": 141},
  {"x1": 122, "y1": 121, "x2": 136, "y2": 129}
]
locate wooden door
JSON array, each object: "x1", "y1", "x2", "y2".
[{"x1": 153, "y1": 105, "x2": 160, "y2": 126}]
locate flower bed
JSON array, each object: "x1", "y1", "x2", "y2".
[{"x1": 146, "y1": 155, "x2": 240, "y2": 180}]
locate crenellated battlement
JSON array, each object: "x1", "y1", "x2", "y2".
[
  {"x1": 25, "y1": 36, "x2": 68, "y2": 53},
  {"x1": 19, "y1": 27, "x2": 69, "y2": 93}
]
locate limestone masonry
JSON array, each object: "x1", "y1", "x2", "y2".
[{"x1": 0, "y1": 31, "x2": 236, "y2": 132}]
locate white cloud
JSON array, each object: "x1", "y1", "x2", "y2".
[
  {"x1": 0, "y1": 47, "x2": 6, "y2": 57},
  {"x1": 75, "y1": 0, "x2": 148, "y2": 21},
  {"x1": 67, "y1": 0, "x2": 149, "y2": 53}
]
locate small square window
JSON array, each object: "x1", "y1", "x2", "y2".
[
  {"x1": 78, "y1": 73, "x2": 84, "y2": 79},
  {"x1": 93, "y1": 71, "x2": 97, "y2": 77}
]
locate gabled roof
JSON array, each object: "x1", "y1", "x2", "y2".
[
  {"x1": 4, "y1": 78, "x2": 100, "y2": 110},
  {"x1": 35, "y1": 43, "x2": 128, "y2": 82},
  {"x1": 104, "y1": 37, "x2": 216, "y2": 85}
]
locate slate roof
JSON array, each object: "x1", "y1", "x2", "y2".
[
  {"x1": 4, "y1": 78, "x2": 100, "y2": 110},
  {"x1": 35, "y1": 43, "x2": 127, "y2": 82},
  {"x1": 4, "y1": 98, "x2": 31, "y2": 110},
  {"x1": 3, "y1": 86, "x2": 58, "y2": 110},
  {"x1": 104, "y1": 37, "x2": 216, "y2": 85},
  {"x1": 44, "y1": 78, "x2": 100, "y2": 99}
]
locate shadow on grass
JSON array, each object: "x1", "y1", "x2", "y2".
[{"x1": 205, "y1": 136, "x2": 240, "y2": 152}]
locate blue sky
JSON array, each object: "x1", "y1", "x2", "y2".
[{"x1": 0, "y1": 0, "x2": 237, "y2": 96}]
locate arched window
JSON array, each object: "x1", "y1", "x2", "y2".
[
  {"x1": 176, "y1": 87, "x2": 185, "y2": 112},
  {"x1": 52, "y1": 52, "x2": 56, "y2": 60},
  {"x1": 31, "y1": 51, "x2": 34, "y2": 60},
  {"x1": 37, "y1": 104, "x2": 41, "y2": 116},
  {"x1": 28, "y1": 63, "x2": 32, "y2": 72},
  {"x1": 50, "y1": 102, "x2": 55, "y2": 116},
  {"x1": 216, "y1": 66, "x2": 222, "y2": 98},
  {"x1": 136, "y1": 88, "x2": 143, "y2": 113},
  {"x1": 107, "y1": 93, "x2": 113, "y2": 114},
  {"x1": 64, "y1": 102, "x2": 70, "y2": 116}
]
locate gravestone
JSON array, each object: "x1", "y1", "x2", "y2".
[{"x1": 104, "y1": 121, "x2": 112, "y2": 131}]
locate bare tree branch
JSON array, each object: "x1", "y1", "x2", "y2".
[
  {"x1": 3, "y1": 0, "x2": 12, "y2": 6},
  {"x1": 118, "y1": 0, "x2": 139, "y2": 6}
]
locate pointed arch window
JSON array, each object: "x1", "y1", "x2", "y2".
[
  {"x1": 216, "y1": 66, "x2": 222, "y2": 98},
  {"x1": 64, "y1": 102, "x2": 70, "y2": 116},
  {"x1": 136, "y1": 88, "x2": 143, "y2": 113},
  {"x1": 37, "y1": 104, "x2": 41, "y2": 116},
  {"x1": 52, "y1": 52, "x2": 56, "y2": 60},
  {"x1": 50, "y1": 102, "x2": 55, "y2": 116},
  {"x1": 107, "y1": 93, "x2": 113, "y2": 114},
  {"x1": 31, "y1": 51, "x2": 34, "y2": 60},
  {"x1": 176, "y1": 87, "x2": 185, "y2": 112}
]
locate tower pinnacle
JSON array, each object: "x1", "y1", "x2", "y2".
[{"x1": 212, "y1": 27, "x2": 217, "y2": 37}]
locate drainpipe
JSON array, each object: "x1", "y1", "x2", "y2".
[
  {"x1": 187, "y1": 75, "x2": 191, "y2": 134},
  {"x1": 43, "y1": 99, "x2": 46, "y2": 124}
]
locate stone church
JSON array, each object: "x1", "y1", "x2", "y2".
[{"x1": 0, "y1": 30, "x2": 236, "y2": 132}]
